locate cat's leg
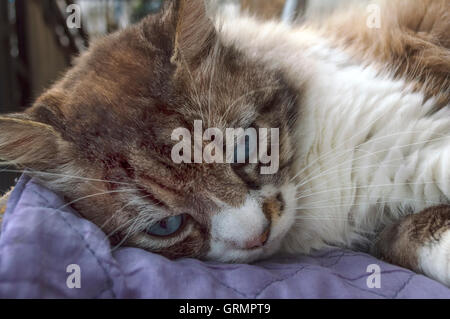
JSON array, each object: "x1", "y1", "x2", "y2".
[{"x1": 373, "y1": 205, "x2": 450, "y2": 286}]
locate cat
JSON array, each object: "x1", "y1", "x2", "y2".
[{"x1": 0, "y1": 0, "x2": 449, "y2": 286}]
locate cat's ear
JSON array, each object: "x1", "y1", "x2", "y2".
[
  {"x1": 0, "y1": 113, "x2": 67, "y2": 169},
  {"x1": 170, "y1": 0, "x2": 216, "y2": 65}
]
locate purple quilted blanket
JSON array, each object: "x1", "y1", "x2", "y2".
[{"x1": 0, "y1": 175, "x2": 449, "y2": 298}]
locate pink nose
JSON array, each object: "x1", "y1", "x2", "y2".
[{"x1": 244, "y1": 228, "x2": 270, "y2": 250}]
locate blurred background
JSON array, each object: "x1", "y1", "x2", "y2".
[
  {"x1": 0, "y1": 0, "x2": 352, "y2": 193},
  {"x1": 0, "y1": 0, "x2": 166, "y2": 192}
]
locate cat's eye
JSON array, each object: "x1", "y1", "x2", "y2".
[{"x1": 146, "y1": 214, "x2": 187, "y2": 238}]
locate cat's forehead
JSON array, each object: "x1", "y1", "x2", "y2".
[
  {"x1": 174, "y1": 48, "x2": 284, "y2": 123},
  {"x1": 58, "y1": 33, "x2": 281, "y2": 134}
]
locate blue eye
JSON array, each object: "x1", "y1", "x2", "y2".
[
  {"x1": 234, "y1": 135, "x2": 251, "y2": 163},
  {"x1": 146, "y1": 215, "x2": 186, "y2": 237}
]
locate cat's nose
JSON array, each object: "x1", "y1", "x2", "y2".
[{"x1": 244, "y1": 227, "x2": 270, "y2": 249}]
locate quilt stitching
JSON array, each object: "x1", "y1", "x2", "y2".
[
  {"x1": 204, "y1": 266, "x2": 310, "y2": 298},
  {"x1": 253, "y1": 264, "x2": 390, "y2": 298},
  {"x1": 392, "y1": 274, "x2": 416, "y2": 299},
  {"x1": 253, "y1": 266, "x2": 307, "y2": 298},
  {"x1": 3, "y1": 177, "x2": 447, "y2": 298},
  {"x1": 27, "y1": 187, "x2": 117, "y2": 299}
]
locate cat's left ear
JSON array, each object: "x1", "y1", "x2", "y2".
[
  {"x1": 170, "y1": 0, "x2": 217, "y2": 65},
  {"x1": 0, "y1": 113, "x2": 68, "y2": 170}
]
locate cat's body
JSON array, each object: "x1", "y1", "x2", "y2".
[
  {"x1": 218, "y1": 1, "x2": 450, "y2": 253},
  {"x1": 219, "y1": 0, "x2": 450, "y2": 284},
  {"x1": 0, "y1": 0, "x2": 449, "y2": 287}
]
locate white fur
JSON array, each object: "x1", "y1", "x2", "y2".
[
  {"x1": 219, "y1": 16, "x2": 450, "y2": 255},
  {"x1": 418, "y1": 231, "x2": 450, "y2": 286},
  {"x1": 211, "y1": 194, "x2": 268, "y2": 247},
  {"x1": 207, "y1": 184, "x2": 297, "y2": 262},
  {"x1": 207, "y1": 194, "x2": 268, "y2": 262}
]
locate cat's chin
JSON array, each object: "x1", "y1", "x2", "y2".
[{"x1": 204, "y1": 237, "x2": 285, "y2": 264}]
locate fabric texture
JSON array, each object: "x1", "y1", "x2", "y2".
[{"x1": 0, "y1": 175, "x2": 449, "y2": 299}]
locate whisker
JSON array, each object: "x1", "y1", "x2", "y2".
[
  {"x1": 105, "y1": 219, "x2": 136, "y2": 249},
  {"x1": 296, "y1": 161, "x2": 405, "y2": 196},
  {"x1": 104, "y1": 218, "x2": 134, "y2": 240},
  {"x1": 0, "y1": 167, "x2": 134, "y2": 186},
  {"x1": 296, "y1": 198, "x2": 443, "y2": 210},
  {"x1": 289, "y1": 104, "x2": 400, "y2": 183},
  {"x1": 296, "y1": 195, "x2": 443, "y2": 208},
  {"x1": 293, "y1": 216, "x2": 353, "y2": 221},
  {"x1": 100, "y1": 199, "x2": 138, "y2": 231},
  {"x1": 295, "y1": 179, "x2": 450, "y2": 201},
  {"x1": 4, "y1": 188, "x2": 139, "y2": 236},
  {"x1": 294, "y1": 157, "x2": 415, "y2": 199},
  {"x1": 56, "y1": 189, "x2": 140, "y2": 211},
  {"x1": 100, "y1": 192, "x2": 158, "y2": 234},
  {"x1": 294, "y1": 134, "x2": 450, "y2": 191},
  {"x1": 291, "y1": 216, "x2": 377, "y2": 236},
  {"x1": 291, "y1": 123, "x2": 449, "y2": 185},
  {"x1": 107, "y1": 194, "x2": 163, "y2": 251},
  {"x1": 110, "y1": 216, "x2": 143, "y2": 252},
  {"x1": 293, "y1": 130, "x2": 449, "y2": 186}
]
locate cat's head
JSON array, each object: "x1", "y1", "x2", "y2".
[{"x1": 0, "y1": 0, "x2": 299, "y2": 262}]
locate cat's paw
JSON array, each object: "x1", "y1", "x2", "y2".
[
  {"x1": 374, "y1": 205, "x2": 450, "y2": 287},
  {"x1": 418, "y1": 229, "x2": 450, "y2": 287}
]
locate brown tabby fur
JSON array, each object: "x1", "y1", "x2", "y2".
[
  {"x1": 0, "y1": 0, "x2": 297, "y2": 259},
  {"x1": 241, "y1": 0, "x2": 288, "y2": 20},
  {"x1": 375, "y1": 205, "x2": 450, "y2": 272},
  {"x1": 323, "y1": 0, "x2": 450, "y2": 106}
]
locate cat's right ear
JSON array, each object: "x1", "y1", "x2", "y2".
[
  {"x1": 0, "y1": 114, "x2": 67, "y2": 170},
  {"x1": 168, "y1": 0, "x2": 217, "y2": 65}
]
